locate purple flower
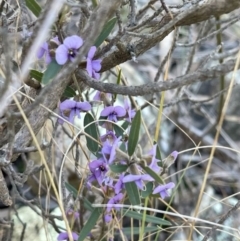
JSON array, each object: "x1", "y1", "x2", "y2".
[
  {"x1": 59, "y1": 100, "x2": 91, "y2": 124},
  {"x1": 88, "y1": 158, "x2": 108, "y2": 185},
  {"x1": 106, "y1": 193, "x2": 124, "y2": 212},
  {"x1": 122, "y1": 174, "x2": 154, "y2": 190},
  {"x1": 57, "y1": 231, "x2": 79, "y2": 241},
  {"x1": 101, "y1": 106, "x2": 126, "y2": 122},
  {"x1": 86, "y1": 46, "x2": 102, "y2": 79},
  {"x1": 56, "y1": 35, "x2": 83, "y2": 65},
  {"x1": 101, "y1": 136, "x2": 121, "y2": 164},
  {"x1": 124, "y1": 98, "x2": 136, "y2": 122},
  {"x1": 152, "y1": 182, "x2": 175, "y2": 199},
  {"x1": 105, "y1": 193, "x2": 124, "y2": 223},
  {"x1": 148, "y1": 145, "x2": 161, "y2": 173},
  {"x1": 171, "y1": 151, "x2": 178, "y2": 161},
  {"x1": 114, "y1": 174, "x2": 125, "y2": 194},
  {"x1": 37, "y1": 42, "x2": 52, "y2": 64}
]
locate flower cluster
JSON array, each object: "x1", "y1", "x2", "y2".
[
  {"x1": 86, "y1": 124, "x2": 178, "y2": 223},
  {"x1": 38, "y1": 35, "x2": 178, "y2": 238},
  {"x1": 37, "y1": 35, "x2": 102, "y2": 79}
]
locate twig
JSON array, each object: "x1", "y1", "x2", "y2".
[
  {"x1": 202, "y1": 200, "x2": 240, "y2": 241},
  {"x1": 78, "y1": 58, "x2": 239, "y2": 96}
]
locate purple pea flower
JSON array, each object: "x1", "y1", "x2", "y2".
[
  {"x1": 57, "y1": 231, "x2": 79, "y2": 241},
  {"x1": 105, "y1": 193, "x2": 124, "y2": 223},
  {"x1": 55, "y1": 35, "x2": 83, "y2": 65},
  {"x1": 101, "y1": 136, "x2": 121, "y2": 164},
  {"x1": 124, "y1": 98, "x2": 136, "y2": 122},
  {"x1": 86, "y1": 46, "x2": 102, "y2": 80},
  {"x1": 114, "y1": 174, "x2": 125, "y2": 194},
  {"x1": 88, "y1": 158, "x2": 108, "y2": 185},
  {"x1": 37, "y1": 42, "x2": 52, "y2": 64},
  {"x1": 152, "y1": 182, "x2": 175, "y2": 199},
  {"x1": 148, "y1": 145, "x2": 161, "y2": 173},
  {"x1": 122, "y1": 174, "x2": 154, "y2": 190},
  {"x1": 106, "y1": 193, "x2": 124, "y2": 212},
  {"x1": 101, "y1": 106, "x2": 126, "y2": 122},
  {"x1": 59, "y1": 100, "x2": 91, "y2": 124}
]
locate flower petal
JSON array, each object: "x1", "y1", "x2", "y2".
[
  {"x1": 57, "y1": 232, "x2": 68, "y2": 240},
  {"x1": 92, "y1": 59, "x2": 102, "y2": 72},
  {"x1": 76, "y1": 101, "x2": 91, "y2": 111},
  {"x1": 56, "y1": 45, "x2": 69, "y2": 65},
  {"x1": 101, "y1": 106, "x2": 114, "y2": 117},
  {"x1": 152, "y1": 182, "x2": 175, "y2": 195},
  {"x1": 69, "y1": 109, "x2": 76, "y2": 123},
  {"x1": 122, "y1": 174, "x2": 141, "y2": 183},
  {"x1": 141, "y1": 174, "x2": 154, "y2": 182},
  {"x1": 60, "y1": 100, "x2": 76, "y2": 111},
  {"x1": 64, "y1": 35, "x2": 83, "y2": 49},
  {"x1": 86, "y1": 58, "x2": 93, "y2": 76},
  {"x1": 114, "y1": 106, "x2": 126, "y2": 117},
  {"x1": 88, "y1": 46, "x2": 97, "y2": 59}
]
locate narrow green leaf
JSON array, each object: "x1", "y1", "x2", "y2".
[
  {"x1": 155, "y1": 143, "x2": 162, "y2": 162},
  {"x1": 125, "y1": 181, "x2": 140, "y2": 205},
  {"x1": 113, "y1": 124, "x2": 125, "y2": 137},
  {"x1": 140, "y1": 165, "x2": 164, "y2": 184},
  {"x1": 94, "y1": 17, "x2": 117, "y2": 47},
  {"x1": 84, "y1": 113, "x2": 99, "y2": 153},
  {"x1": 26, "y1": 0, "x2": 41, "y2": 17},
  {"x1": 29, "y1": 69, "x2": 43, "y2": 82},
  {"x1": 65, "y1": 182, "x2": 78, "y2": 198},
  {"x1": 78, "y1": 208, "x2": 102, "y2": 241},
  {"x1": 42, "y1": 60, "x2": 62, "y2": 85},
  {"x1": 128, "y1": 110, "x2": 141, "y2": 156},
  {"x1": 124, "y1": 210, "x2": 171, "y2": 226},
  {"x1": 63, "y1": 86, "x2": 76, "y2": 98},
  {"x1": 141, "y1": 182, "x2": 153, "y2": 198},
  {"x1": 109, "y1": 164, "x2": 128, "y2": 173},
  {"x1": 119, "y1": 226, "x2": 159, "y2": 235}
]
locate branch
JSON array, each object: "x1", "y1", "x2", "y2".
[
  {"x1": 100, "y1": 0, "x2": 240, "y2": 72},
  {"x1": 8, "y1": 0, "x2": 122, "y2": 161},
  {"x1": 78, "y1": 58, "x2": 238, "y2": 96}
]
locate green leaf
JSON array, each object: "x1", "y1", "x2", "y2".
[
  {"x1": 110, "y1": 164, "x2": 128, "y2": 173},
  {"x1": 94, "y1": 17, "x2": 117, "y2": 47},
  {"x1": 29, "y1": 69, "x2": 43, "y2": 82},
  {"x1": 84, "y1": 113, "x2": 99, "y2": 153},
  {"x1": 42, "y1": 60, "x2": 62, "y2": 85},
  {"x1": 26, "y1": 0, "x2": 41, "y2": 17},
  {"x1": 65, "y1": 182, "x2": 78, "y2": 198},
  {"x1": 140, "y1": 165, "x2": 164, "y2": 184},
  {"x1": 125, "y1": 181, "x2": 140, "y2": 205},
  {"x1": 128, "y1": 110, "x2": 141, "y2": 156},
  {"x1": 141, "y1": 182, "x2": 153, "y2": 198},
  {"x1": 63, "y1": 86, "x2": 76, "y2": 98},
  {"x1": 119, "y1": 226, "x2": 159, "y2": 235},
  {"x1": 124, "y1": 210, "x2": 171, "y2": 226},
  {"x1": 78, "y1": 208, "x2": 102, "y2": 241},
  {"x1": 113, "y1": 124, "x2": 125, "y2": 137},
  {"x1": 155, "y1": 143, "x2": 162, "y2": 162}
]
